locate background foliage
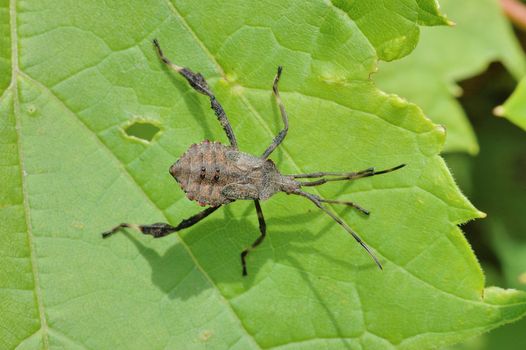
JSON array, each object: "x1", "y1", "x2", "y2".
[{"x1": 1, "y1": 0, "x2": 526, "y2": 349}]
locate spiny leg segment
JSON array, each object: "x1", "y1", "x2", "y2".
[
  {"x1": 262, "y1": 66, "x2": 289, "y2": 159},
  {"x1": 102, "y1": 206, "x2": 220, "y2": 239},
  {"x1": 240, "y1": 200, "x2": 267, "y2": 276},
  {"x1": 153, "y1": 39, "x2": 238, "y2": 149}
]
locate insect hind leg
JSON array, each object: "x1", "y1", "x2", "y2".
[
  {"x1": 101, "y1": 206, "x2": 220, "y2": 239},
  {"x1": 293, "y1": 190, "x2": 383, "y2": 270},
  {"x1": 101, "y1": 222, "x2": 177, "y2": 238}
]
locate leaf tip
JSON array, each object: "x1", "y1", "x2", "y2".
[
  {"x1": 493, "y1": 105, "x2": 506, "y2": 117},
  {"x1": 434, "y1": 124, "x2": 447, "y2": 145},
  {"x1": 477, "y1": 210, "x2": 487, "y2": 219},
  {"x1": 451, "y1": 85, "x2": 463, "y2": 98},
  {"x1": 435, "y1": 124, "x2": 446, "y2": 135}
]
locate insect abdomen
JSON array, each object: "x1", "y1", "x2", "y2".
[{"x1": 170, "y1": 141, "x2": 236, "y2": 206}]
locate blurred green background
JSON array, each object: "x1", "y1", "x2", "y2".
[
  {"x1": 441, "y1": 60, "x2": 526, "y2": 349},
  {"x1": 373, "y1": 0, "x2": 526, "y2": 346}
]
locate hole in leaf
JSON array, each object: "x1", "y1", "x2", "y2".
[{"x1": 124, "y1": 122, "x2": 160, "y2": 142}]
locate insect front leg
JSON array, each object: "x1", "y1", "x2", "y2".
[
  {"x1": 262, "y1": 66, "x2": 289, "y2": 159},
  {"x1": 153, "y1": 39, "x2": 238, "y2": 149},
  {"x1": 102, "y1": 206, "x2": 220, "y2": 239}
]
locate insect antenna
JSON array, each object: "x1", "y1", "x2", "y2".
[
  {"x1": 294, "y1": 164, "x2": 406, "y2": 187},
  {"x1": 293, "y1": 190, "x2": 383, "y2": 269}
]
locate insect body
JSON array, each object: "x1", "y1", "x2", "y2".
[
  {"x1": 102, "y1": 39, "x2": 405, "y2": 276},
  {"x1": 171, "y1": 141, "x2": 298, "y2": 207}
]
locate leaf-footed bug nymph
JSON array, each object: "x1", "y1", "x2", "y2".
[{"x1": 101, "y1": 39, "x2": 406, "y2": 276}]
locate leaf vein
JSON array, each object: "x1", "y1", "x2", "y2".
[{"x1": 10, "y1": 0, "x2": 50, "y2": 347}]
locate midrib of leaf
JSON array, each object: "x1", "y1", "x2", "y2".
[{"x1": 10, "y1": 0, "x2": 49, "y2": 347}]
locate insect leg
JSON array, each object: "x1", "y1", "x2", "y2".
[
  {"x1": 240, "y1": 200, "x2": 267, "y2": 276},
  {"x1": 153, "y1": 39, "x2": 238, "y2": 149},
  {"x1": 262, "y1": 66, "x2": 289, "y2": 159},
  {"x1": 101, "y1": 206, "x2": 220, "y2": 239},
  {"x1": 293, "y1": 191, "x2": 369, "y2": 214},
  {"x1": 316, "y1": 197, "x2": 370, "y2": 215},
  {"x1": 294, "y1": 190, "x2": 383, "y2": 270}
]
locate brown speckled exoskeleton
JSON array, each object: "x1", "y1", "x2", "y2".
[{"x1": 102, "y1": 39, "x2": 406, "y2": 276}]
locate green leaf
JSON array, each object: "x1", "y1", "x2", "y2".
[
  {"x1": 484, "y1": 228, "x2": 526, "y2": 349},
  {"x1": 467, "y1": 115, "x2": 526, "y2": 292},
  {"x1": 2, "y1": 0, "x2": 526, "y2": 349},
  {"x1": 492, "y1": 226, "x2": 526, "y2": 292},
  {"x1": 374, "y1": 0, "x2": 526, "y2": 155},
  {"x1": 497, "y1": 77, "x2": 526, "y2": 131},
  {"x1": 442, "y1": 98, "x2": 526, "y2": 350},
  {"x1": 0, "y1": 1, "x2": 10, "y2": 93},
  {"x1": 330, "y1": 0, "x2": 450, "y2": 61}
]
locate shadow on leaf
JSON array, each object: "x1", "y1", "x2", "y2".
[{"x1": 123, "y1": 201, "x2": 377, "y2": 301}]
